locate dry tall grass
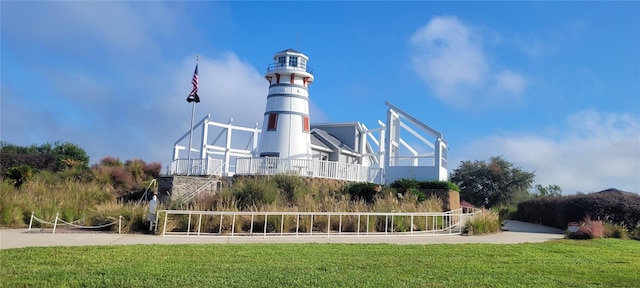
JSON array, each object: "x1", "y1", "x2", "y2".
[{"x1": 3, "y1": 173, "x2": 451, "y2": 234}]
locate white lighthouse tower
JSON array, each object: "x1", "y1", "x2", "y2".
[{"x1": 257, "y1": 49, "x2": 314, "y2": 159}]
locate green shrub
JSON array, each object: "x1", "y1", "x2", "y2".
[
  {"x1": 232, "y1": 178, "x2": 279, "y2": 210},
  {"x1": 417, "y1": 181, "x2": 460, "y2": 192},
  {"x1": 390, "y1": 178, "x2": 419, "y2": 193},
  {"x1": 516, "y1": 189, "x2": 640, "y2": 230},
  {"x1": 495, "y1": 205, "x2": 517, "y2": 221},
  {"x1": 408, "y1": 188, "x2": 425, "y2": 201},
  {"x1": 342, "y1": 182, "x2": 379, "y2": 204},
  {"x1": 273, "y1": 174, "x2": 306, "y2": 205},
  {"x1": 464, "y1": 209, "x2": 501, "y2": 235}
]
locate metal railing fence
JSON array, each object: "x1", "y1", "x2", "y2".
[
  {"x1": 156, "y1": 208, "x2": 482, "y2": 238},
  {"x1": 169, "y1": 158, "x2": 223, "y2": 176},
  {"x1": 235, "y1": 157, "x2": 384, "y2": 183}
]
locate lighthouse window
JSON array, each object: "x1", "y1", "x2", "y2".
[
  {"x1": 278, "y1": 56, "x2": 286, "y2": 67},
  {"x1": 267, "y1": 113, "x2": 278, "y2": 131},
  {"x1": 303, "y1": 116, "x2": 310, "y2": 132},
  {"x1": 289, "y1": 56, "x2": 298, "y2": 68},
  {"x1": 300, "y1": 59, "x2": 306, "y2": 69}
]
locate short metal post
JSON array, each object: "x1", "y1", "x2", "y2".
[
  {"x1": 53, "y1": 213, "x2": 59, "y2": 234},
  {"x1": 28, "y1": 211, "x2": 34, "y2": 231},
  {"x1": 162, "y1": 212, "x2": 168, "y2": 238},
  {"x1": 155, "y1": 210, "x2": 160, "y2": 234},
  {"x1": 118, "y1": 216, "x2": 122, "y2": 234},
  {"x1": 250, "y1": 213, "x2": 255, "y2": 235}
]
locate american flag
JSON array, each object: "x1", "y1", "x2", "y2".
[{"x1": 186, "y1": 64, "x2": 200, "y2": 103}]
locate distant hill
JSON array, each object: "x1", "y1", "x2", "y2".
[{"x1": 596, "y1": 188, "x2": 638, "y2": 196}]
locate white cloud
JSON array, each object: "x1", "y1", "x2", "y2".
[
  {"x1": 409, "y1": 16, "x2": 528, "y2": 108},
  {"x1": 1, "y1": 1, "x2": 175, "y2": 57},
  {"x1": 451, "y1": 110, "x2": 640, "y2": 194},
  {"x1": 0, "y1": 2, "x2": 275, "y2": 168},
  {"x1": 494, "y1": 69, "x2": 527, "y2": 94}
]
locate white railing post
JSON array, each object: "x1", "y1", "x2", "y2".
[
  {"x1": 366, "y1": 215, "x2": 369, "y2": 235},
  {"x1": 231, "y1": 214, "x2": 236, "y2": 238},
  {"x1": 280, "y1": 213, "x2": 284, "y2": 236},
  {"x1": 263, "y1": 213, "x2": 268, "y2": 238},
  {"x1": 411, "y1": 214, "x2": 414, "y2": 236},
  {"x1": 385, "y1": 215, "x2": 389, "y2": 236},
  {"x1": 187, "y1": 212, "x2": 192, "y2": 235},
  {"x1": 219, "y1": 214, "x2": 223, "y2": 234}
]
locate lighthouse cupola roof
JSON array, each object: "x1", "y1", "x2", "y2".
[{"x1": 266, "y1": 48, "x2": 314, "y2": 80}]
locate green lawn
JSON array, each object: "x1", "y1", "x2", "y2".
[{"x1": 2, "y1": 239, "x2": 639, "y2": 287}]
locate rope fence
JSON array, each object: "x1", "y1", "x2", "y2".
[{"x1": 28, "y1": 212, "x2": 122, "y2": 234}]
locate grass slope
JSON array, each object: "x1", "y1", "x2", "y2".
[{"x1": 2, "y1": 239, "x2": 639, "y2": 287}]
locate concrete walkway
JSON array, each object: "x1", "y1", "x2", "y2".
[{"x1": 0, "y1": 220, "x2": 566, "y2": 249}]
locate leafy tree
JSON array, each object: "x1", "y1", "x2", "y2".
[
  {"x1": 1, "y1": 141, "x2": 89, "y2": 174},
  {"x1": 534, "y1": 184, "x2": 562, "y2": 197},
  {"x1": 51, "y1": 141, "x2": 90, "y2": 171},
  {"x1": 450, "y1": 156, "x2": 535, "y2": 208}
]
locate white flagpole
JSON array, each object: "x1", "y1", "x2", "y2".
[{"x1": 187, "y1": 54, "x2": 199, "y2": 176}]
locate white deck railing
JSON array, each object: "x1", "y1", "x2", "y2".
[
  {"x1": 169, "y1": 158, "x2": 223, "y2": 176},
  {"x1": 235, "y1": 157, "x2": 384, "y2": 183},
  {"x1": 156, "y1": 208, "x2": 481, "y2": 238}
]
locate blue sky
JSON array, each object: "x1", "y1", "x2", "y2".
[{"x1": 2, "y1": 1, "x2": 639, "y2": 194}]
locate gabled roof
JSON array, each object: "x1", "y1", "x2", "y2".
[
  {"x1": 311, "y1": 121, "x2": 364, "y2": 132},
  {"x1": 311, "y1": 128, "x2": 357, "y2": 154},
  {"x1": 310, "y1": 133, "x2": 334, "y2": 152}
]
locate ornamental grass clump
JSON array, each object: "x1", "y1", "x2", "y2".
[
  {"x1": 567, "y1": 215, "x2": 605, "y2": 240},
  {"x1": 464, "y1": 209, "x2": 501, "y2": 235},
  {"x1": 604, "y1": 222, "x2": 629, "y2": 239}
]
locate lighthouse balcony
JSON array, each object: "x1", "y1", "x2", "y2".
[
  {"x1": 235, "y1": 157, "x2": 384, "y2": 184},
  {"x1": 267, "y1": 62, "x2": 314, "y2": 75}
]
